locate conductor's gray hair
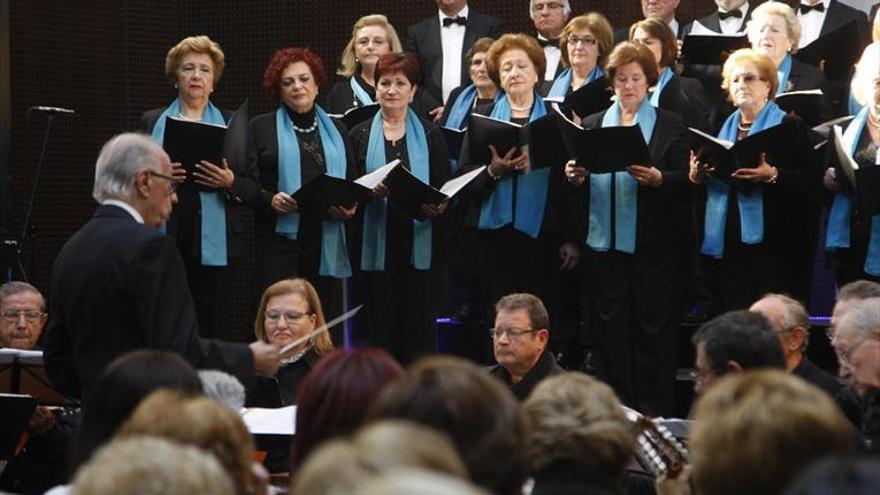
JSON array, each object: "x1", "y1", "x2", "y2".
[
  {"x1": 92, "y1": 133, "x2": 165, "y2": 203},
  {"x1": 529, "y1": 0, "x2": 571, "y2": 20}
]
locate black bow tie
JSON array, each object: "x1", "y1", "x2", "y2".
[
  {"x1": 443, "y1": 16, "x2": 467, "y2": 27},
  {"x1": 717, "y1": 9, "x2": 743, "y2": 20},
  {"x1": 799, "y1": 3, "x2": 825, "y2": 14},
  {"x1": 538, "y1": 38, "x2": 559, "y2": 49}
]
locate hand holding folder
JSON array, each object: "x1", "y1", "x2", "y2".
[{"x1": 384, "y1": 165, "x2": 487, "y2": 220}]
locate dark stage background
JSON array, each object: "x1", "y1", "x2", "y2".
[{"x1": 3, "y1": 1, "x2": 721, "y2": 341}]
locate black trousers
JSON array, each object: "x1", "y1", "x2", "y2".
[{"x1": 586, "y1": 247, "x2": 682, "y2": 417}]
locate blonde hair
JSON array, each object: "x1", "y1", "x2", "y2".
[
  {"x1": 164, "y1": 35, "x2": 225, "y2": 84},
  {"x1": 691, "y1": 370, "x2": 853, "y2": 495},
  {"x1": 721, "y1": 48, "x2": 779, "y2": 101},
  {"x1": 559, "y1": 13, "x2": 614, "y2": 68},
  {"x1": 254, "y1": 278, "x2": 333, "y2": 355},
  {"x1": 747, "y1": 1, "x2": 801, "y2": 54},
  {"x1": 338, "y1": 15, "x2": 403, "y2": 77},
  {"x1": 117, "y1": 390, "x2": 256, "y2": 495}
]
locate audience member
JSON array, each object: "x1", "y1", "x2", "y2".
[
  {"x1": 486, "y1": 293, "x2": 563, "y2": 401},
  {"x1": 70, "y1": 436, "x2": 235, "y2": 495},
  {"x1": 369, "y1": 356, "x2": 528, "y2": 495},
  {"x1": 292, "y1": 420, "x2": 467, "y2": 495},
  {"x1": 198, "y1": 369, "x2": 246, "y2": 410},
  {"x1": 0, "y1": 281, "x2": 47, "y2": 349},
  {"x1": 691, "y1": 310, "x2": 785, "y2": 395},
  {"x1": 617, "y1": 0, "x2": 684, "y2": 43},
  {"x1": 784, "y1": 455, "x2": 880, "y2": 495},
  {"x1": 291, "y1": 347, "x2": 403, "y2": 474},
  {"x1": 750, "y1": 293, "x2": 841, "y2": 398},
  {"x1": 117, "y1": 389, "x2": 267, "y2": 495},
  {"x1": 523, "y1": 372, "x2": 635, "y2": 495},
  {"x1": 354, "y1": 469, "x2": 488, "y2": 495}
]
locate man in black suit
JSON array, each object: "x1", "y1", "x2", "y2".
[
  {"x1": 690, "y1": 0, "x2": 753, "y2": 34},
  {"x1": 43, "y1": 133, "x2": 281, "y2": 401},
  {"x1": 750, "y1": 294, "x2": 842, "y2": 399},
  {"x1": 405, "y1": 0, "x2": 505, "y2": 118},
  {"x1": 531, "y1": 0, "x2": 570, "y2": 84},
  {"x1": 797, "y1": 0, "x2": 869, "y2": 49},
  {"x1": 614, "y1": 0, "x2": 685, "y2": 44}
]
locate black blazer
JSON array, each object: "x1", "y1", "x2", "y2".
[
  {"x1": 820, "y1": 0, "x2": 870, "y2": 41},
  {"x1": 324, "y1": 74, "x2": 435, "y2": 120},
  {"x1": 243, "y1": 109, "x2": 358, "y2": 239},
  {"x1": 581, "y1": 106, "x2": 691, "y2": 252},
  {"x1": 614, "y1": 19, "x2": 686, "y2": 44},
  {"x1": 43, "y1": 205, "x2": 254, "y2": 400},
  {"x1": 404, "y1": 10, "x2": 505, "y2": 109},
  {"x1": 658, "y1": 74, "x2": 714, "y2": 132},
  {"x1": 139, "y1": 107, "x2": 258, "y2": 259}
]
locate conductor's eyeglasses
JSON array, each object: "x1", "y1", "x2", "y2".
[{"x1": 148, "y1": 170, "x2": 181, "y2": 193}]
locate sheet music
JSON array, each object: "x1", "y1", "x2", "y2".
[
  {"x1": 240, "y1": 406, "x2": 296, "y2": 435},
  {"x1": 440, "y1": 166, "x2": 486, "y2": 197},
  {"x1": 354, "y1": 159, "x2": 400, "y2": 189}
]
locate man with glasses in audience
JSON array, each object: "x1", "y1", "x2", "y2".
[
  {"x1": 530, "y1": 0, "x2": 570, "y2": 84},
  {"x1": 43, "y1": 133, "x2": 281, "y2": 402},
  {"x1": 0, "y1": 281, "x2": 47, "y2": 350},
  {"x1": 487, "y1": 293, "x2": 563, "y2": 401},
  {"x1": 750, "y1": 293, "x2": 841, "y2": 398}
]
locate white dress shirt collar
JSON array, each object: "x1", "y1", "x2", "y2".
[
  {"x1": 718, "y1": 1, "x2": 749, "y2": 34},
  {"x1": 668, "y1": 18, "x2": 680, "y2": 37},
  {"x1": 102, "y1": 199, "x2": 145, "y2": 224},
  {"x1": 797, "y1": 0, "x2": 831, "y2": 48},
  {"x1": 438, "y1": 4, "x2": 469, "y2": 24}
]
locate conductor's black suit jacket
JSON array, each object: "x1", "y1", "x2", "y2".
[{"x1": 43, "y1": 205, "x2": 254, "y2": 401}]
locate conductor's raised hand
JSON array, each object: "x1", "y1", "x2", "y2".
[{"x1": 249, "y1": 340, "x2": 281, "y2": 377}]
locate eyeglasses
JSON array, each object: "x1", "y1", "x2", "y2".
[
  {"x1": 148, "y1": 170, "x2": 181, "y2": 193},
  {"x1": 265, "y1": 311, "x2": 309, "y2": 324},
  {"x1": 731, "y1": 73, "x2": 763, "y2": 85},
  {"x1": 1, "y1": 310, "x2": 45, "y2": 323},
  {"x1": 489, "y1": 327, "x2": 536, "y2": 340},
  {"x1": 567, "y1": 35, "x2": 597, "y2": 47},
  {"x1": 533, "y1": 2, "x2": 565, "y2": 12}
]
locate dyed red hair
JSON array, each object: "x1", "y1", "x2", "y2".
[
  {"x1": 374, "y1": 52, "x2": 421, "y2": 85},
  {"x1": 262, "y1": 47, "x2": 326, "y2": 100}
]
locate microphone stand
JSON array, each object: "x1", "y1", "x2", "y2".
[{"x1": 15, "y1": 112, "x2": 55, "y2": 282}]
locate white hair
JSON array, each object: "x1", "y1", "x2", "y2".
[
  {"x1": 851, "y1": 42, "x2": 880, "y2": 107},
  {"x1": 529, "y1": 0, "x2": 571, "y2": 21},
  {"x1": 198, "y1": 370, "x2": 246, "y2": 411},
  {"x1": 92, "y1": 132, "x2": 166, "y2": 203},
  {"x1": 837, "y1": 297, "x2": 880, "y2": 342}
]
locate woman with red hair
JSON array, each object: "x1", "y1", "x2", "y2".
[{"x1": 243, "y1": 48, "x2": 358, "y2": 320}]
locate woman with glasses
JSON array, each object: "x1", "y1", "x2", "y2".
[
  {"x1": 247, "y1": 278, "x2": 333, "y2": 406},
  {"x1": 545, "y1": 13, "x2": 612, "y2": 102},
  {"x1": 823, "y1": 45, "x2": 880, "y2": 285},
  {"x1": 140, "y1": 36, "x2": 256, "y2": 338},
  {"x1": 689, "y1": 49, "x2": 820, "y2": 311},
  {"x1": 564, "y1": 42, "x2": 689, "y2": 416}
]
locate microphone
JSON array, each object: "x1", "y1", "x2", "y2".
[{"x1": 28, "y1": 106, "x2": 75, "y2": 114}]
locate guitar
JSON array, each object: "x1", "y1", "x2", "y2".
[{"x1": 631, "y1": 416, "x2": 690, "y2": 479}]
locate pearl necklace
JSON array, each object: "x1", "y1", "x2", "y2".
[
  {"x1": 177, "y1": 112, "x2": 202, "y2": 122},
  {"x1": 508, "y1": 102, "x2": 532, "y2": 112},
  {"x1": 293, "y1": 117, "x2": 318, "y2": 133}
]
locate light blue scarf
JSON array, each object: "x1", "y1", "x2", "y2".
[
  {"x1": 776, "y1": 54, "x2": 793, "y2": 96},
  {"x1": 361, "y1": 109, "x2": 432, "y2": 271},
  {"x1": 826, "y1": 106, "x2": 880, "y2": 276},
  {"x1": 477, "y1": 93, "x2": 549, "y2": 238},
  {"x1": 274, "y1": 105, "x2": 352, "y2": 278},
  {"x1": 587, "y1": 97, "x2": 656, "y2": 254},
  {"x1": 547, "y1": 66, "x2": 604, "y2": 99},
  {"x1": 701, "y1": 101, "x2": 786, "y2": 258},
  {"x1": 350, "y1": 77, "x2": 374, "y2": 106},
  {"x1": 649, "y1": 67, "x2": 675, "y2": 107},
  {"x1": 150, "y1": 98, "x2": 227, "y2": 266}
]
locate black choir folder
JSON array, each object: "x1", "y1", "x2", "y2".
[
  {"x1": 290, "y1": 159, "x2": 399, "y2": 214},
  {"x1": 465, "y1": 113, "x2": 568, "y2": 170},
  {"x1": 554, "y1": 107, "x2": 652, "y2": 173},
  {"x1": 162, "y1": 100, "x2": 248, "y2": 191},
  {"x1": 385, "y1": 165, "x2": 487, "y2": 220},
  {"x1": 440, "y1": 126, "x2": 466, "y2": 160},
  {"x1": 796, "y1": 19, "x2": 862, "y2": 82},
  {"x1": 776, "y1": 89, "x2": 823, "y2": 126},
  {"x1": 687, "y1": 120, "x2": 811, "y2": 185},
  {"x1": 681, "y1": 32, "x2": 749, "y2": 65},
  {"x1": 329, "y1": 103, "x2": 381, "y2": 129},
  {"x1": 830, "y1": 126, "x2": 880, "y2": 217},
  {"x1": 544, "y1": 76, "x2": 613, "y2": 119}
]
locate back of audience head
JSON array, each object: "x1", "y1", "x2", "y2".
[
  {"x1": 71, "y1": 349, "x2": 203, "y2": 470},
  {"x1": 692, "y1": 309, "x2": 785, "y2": 394},
  {"x1": 783, "y1": 455, "x2": 880, "y2": 495},
  {"x1": 198, "y1": 369, "x2": 246, "y2": 410},
  {"x1": 71, "y1": 436, "x2": 235, "y2": 495},
  {"x1": 354, "y1": 469, "x2": 489, "y2": 495},
  {"x1": 523, "y1": 372, "x2": 635, "y2": 486},
  {"x1": 117, "y1": 388, "x2": 260, "y2": 495},
  {"x1": 832, "y1": 280, "x2": 880, "y2": 332},
  {"x1": 0, "y1": 280, "x2": 47, "y2": 350},
  {"x1": 690, "y1": 370, "x2": 854, "y2": 495},
  {"x1": 292, "y1": 347, "x2": 403, "y2": 473},
  {"x1": 368, "y1": 355, "x2": 528, "y2": 495},
  {"x1": 292, "y1": 420, "x2": 466, "y2": 495},
  {"x1": 749, "y1": 293, "x2": 810, "y2": 371},
  {"x1": 832, "y1": 298, "x2": 880, "y2": 397}
]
